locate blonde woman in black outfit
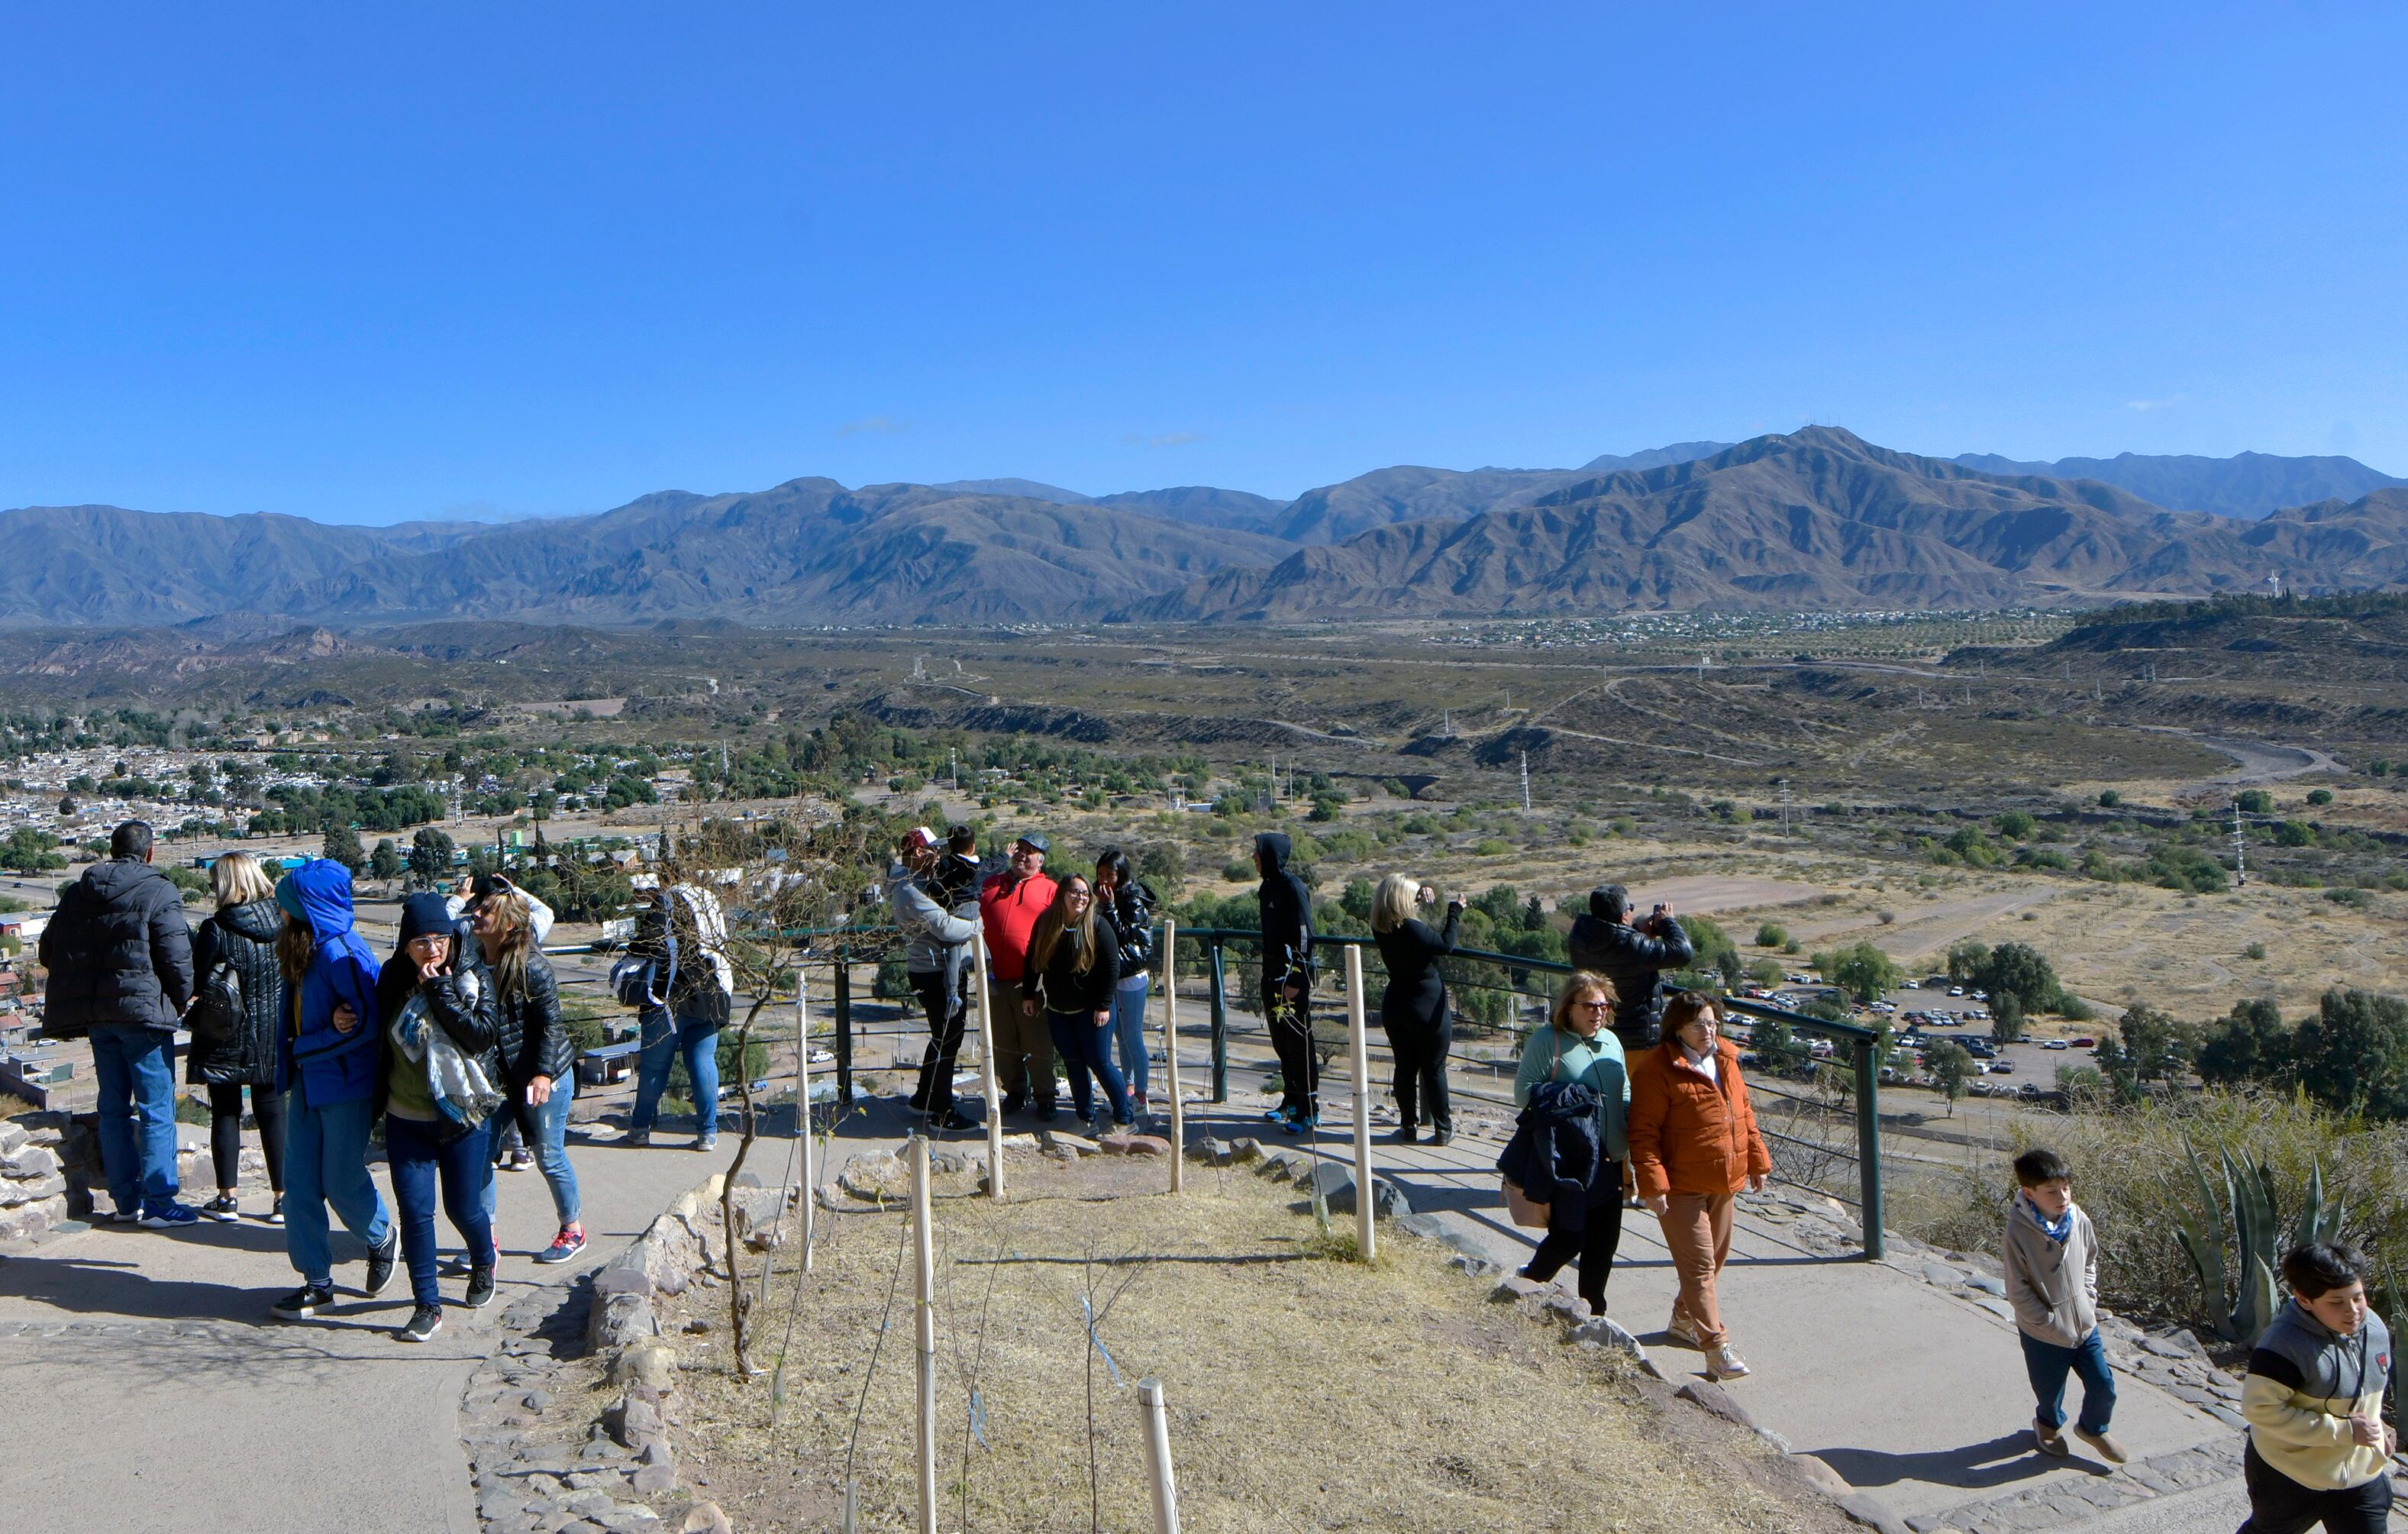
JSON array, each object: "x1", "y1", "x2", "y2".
[{"x1": 1370, "y1": 873, "x2": 1461, "y2": 1145}]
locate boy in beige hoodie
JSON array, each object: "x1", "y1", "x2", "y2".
[{"x1": 2002, "y1": 1148, "x2": 2128, "y2": 1465}]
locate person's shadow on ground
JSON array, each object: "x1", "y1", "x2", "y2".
[
  {"x1": 1809, "y1": 1432, "x2": 2106, "y2": 1493},
  {"x1": 0, "y1": 1250, "x2": 295, "y2": 1327}
]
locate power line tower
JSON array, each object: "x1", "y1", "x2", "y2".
[{"x1": 2231, "y1": 799, "x2": 2248, "y2": 886}]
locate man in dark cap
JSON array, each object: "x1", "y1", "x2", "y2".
[{"x1": 1565, "y1": 883, "x2": 1694, "y2": 1052}]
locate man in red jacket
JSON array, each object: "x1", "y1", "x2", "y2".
[{"x1": 979, "y1": 832, "x2": 1060, "y2": 1119}]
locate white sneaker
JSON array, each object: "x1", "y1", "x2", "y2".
[
  {"x1": 1667, "y1": 1314, "x2": 1701, "y2": 1348},
  {"x1": 1706, "y1": 1344, "x2": 1751, "y2": 1381}
]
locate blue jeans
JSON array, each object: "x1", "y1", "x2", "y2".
[
  {"x1": 2021, "y1": 1327, "x2": 2116, "y2": 1435},
  {"x1": 282, "y1": 1076, "x2": 390, "y2": 1287},
  {"x1": 1047, "y1": 1009, "x2": 1131, "y2": 1125},
  {"x1": 485, "y1": 1077, "x2": 581, "y2": 1229},
  {"x1": 386, "y1": 1113, "x2": 495, "y2": 1307},
  {"x1": 1109, "y1": 975, "x2": 1150, "y2": 1106},
  {"x1": 87, "y1": 1025, "x2": 180, "y2": 1211},
  {"x1": 631, "y1": 1009, "x2": 722, "y2": 1137}
]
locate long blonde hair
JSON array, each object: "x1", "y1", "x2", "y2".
[
  {"x1": 1028, "y1": 876, "x2": 1102, "y2": 977},
  {"x1": 1369, "y1": 873, "x2": 1419, "y2": 935},
  {"x1": 481, "y1": 889, "x2": 537, "y2": 1000},
  {"x1": 211, "y1": 850, "x2": 276, "y2": 908}
]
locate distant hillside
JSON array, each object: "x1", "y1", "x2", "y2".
[
  {"x1": 1130, "y1": 428, "x2": 2408, "y2": 621},
  {"x1": 1951, "y1": 451, "x2": 2404, "y2": 520}
]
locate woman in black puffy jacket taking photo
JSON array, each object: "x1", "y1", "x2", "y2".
[
  {"x1": 470, "y1": 879, "x2": 583, "y2": 1264},
  {"x1": 371, "y1": 893, "x2": 506, "y2": 1343},
  {"x1": 186, "y1": 851, "x2": 288, "y2": 1224},
  {"x1": 1093, "y1": 848, "x2": 1157, "y2": 1119}
]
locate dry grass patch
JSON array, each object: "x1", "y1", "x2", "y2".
[{"x1": 665, "y1": 1151, "x2": 1838, "y2": 1532}]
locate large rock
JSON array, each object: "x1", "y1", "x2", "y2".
[
  {"x1": 1, "y1": 1143, "x2": 60, "y2": 1180},
  {"x1": 1674, "y1": 1378, "x2": 1758, "y2": 1429},
  {"x1": 1569, "y1": 1314, "x2": 1659, "y2": 1377},
  {"x1": 838, "y1": 1148, "x2": 981, "y2": 1201},
  {"x1": 610, "y1": 1337, "x2": 679, "y2": 1390},
  {"x1": 589, "y1": 1291, "x2": 659, "y2": 1353},
  {"x1": 1099, "y1": 1132, "x2": 1170, "y2": 1157},
  {"x1": 0, "y1": 1173, "x2": 66, "y2": 1207},
  {"x1": 681, "y1": 1504, "x2": 734, "y2": 1534},
  {"x1": 1300, "y1": 1166, "x2": 1410, "y2": 1219},
  {"x1": 0, "y1": 1122, "x2": 25, "y2": 1156}
]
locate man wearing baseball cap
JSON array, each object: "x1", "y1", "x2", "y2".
[{"x1": 978, "y1": 831, "x2": 1059, "y2": 1119}]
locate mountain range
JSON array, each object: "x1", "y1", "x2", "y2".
[{"x1": 5, "y1": 433, "x2": 2403, "y2": 628}]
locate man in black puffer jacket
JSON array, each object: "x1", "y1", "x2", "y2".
[
  {"x1": 40, "y1": 821, "x2": 198, "y2": 1225},
  {"x1": 1564, "y1": 883, "x2": 1694, "y2": 1053},
  {"x1": 1255, "y1": 832, "x2": 1319, "y2": 1131}
]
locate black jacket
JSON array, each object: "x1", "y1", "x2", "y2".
[
  {"x1": 1565, "y1": 911, "x2": 1695, "y2": 1050},
  {"x1": 1099, "y1": 879, "x2": 1156, "y2": 976},
  {"x1": 1028, "y1": 924, "x2": 1123, "y2": 1016},
  {"x1": 373, "y1": 942, "x2": 505, "y2": 1124},
  {"x1": 38, "y1": 856, "x2": 194, "y2": 1035},
  {"x1": 1497, "y1": 1080, "x2": 1606, "y2": 1231},
  {"x1": 1254, "y1": 832, "x2": 1313, "y2": 990},
  {"x1": 1375, "y1": 903, "x2": 1461, "y2": 1026},
  {"x1": 186, "y1": 897, "x2": 286, "y2": 1086},
  {"x1": 490, "y1": 947, "x2": 576, "y2": 1088}
]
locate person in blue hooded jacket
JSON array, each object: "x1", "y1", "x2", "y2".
[{"x1": 268, "y1": 859, "x2": 399, "y2": 1323}]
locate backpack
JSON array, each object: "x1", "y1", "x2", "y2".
[{"x1": 189, "y1": 959, "x2": 242, "y2": 1044}]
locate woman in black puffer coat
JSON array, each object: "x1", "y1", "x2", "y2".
[
  {"x1": 1093, "y1": 848, "x2": 1157, "y2": 1117},
  {"x1": 471, "y1": 883, "x2": 583, "y2": 1264},
  {"x1": 186, "y1": 851, "x2": 288, "y2": 1223}
]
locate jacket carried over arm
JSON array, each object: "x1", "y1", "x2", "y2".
[
  {"x1": 2000, "y1": 1194, "x2": 2100, "y2": 1347},
  {"x1": 2242, "y1": 1301, "x2": 2397, "y2": 1493},
  {"x1": 1496, "y1": 1081, "x2": 1603, "y2": 1225},
  {"x1": 38, "y1": 856, "x2": 194, "y2": 1034},
  {"x1": 1254, "y1": 833, "x2": 1314, "y2": 992},
  {"x1": 1625, "y1": 1038, "x2": 1771, "y2": 1200}
]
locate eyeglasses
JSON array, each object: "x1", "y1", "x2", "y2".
[{"x1": 1572, "y1": 998, "x2": 1614, "y2": 1011}]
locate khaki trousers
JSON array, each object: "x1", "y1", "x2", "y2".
[
  {"x1": 1658, "y1": 1190, "x2": 1738, "y2": 1348},
  {"x1": 989, "y1": 976, "x2": 1057, "y2": 1103}
]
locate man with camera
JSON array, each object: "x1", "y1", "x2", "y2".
[{"x1": 1565, "y1": 883, "x2": 1694, "y2": 1053}]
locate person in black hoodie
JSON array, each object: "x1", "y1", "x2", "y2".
[
  {"x1": 1370, "y1": 873, "x2": 1460, "y2": 1145},
  {"x1": 1093, "y1": 848, "x2": 1157, "y2": 1117},
  {"x1": 186, "y1": 851, "x2": 288, "y2": 1223},
  {"x1": 1564, "y1": 883, "x2": 1695, "y2": 1053},
  {"x1": 1254, "y1": 832, "x2": 1318, "y2": 1132},
  {"x1": 372, "y1": 892, "x2": 505, "y2": 1343},
  {"x1": 1025, "y1": 875, "x2": 1130, "y2": 1129}
]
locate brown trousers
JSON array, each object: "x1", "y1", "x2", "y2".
[
  {"x1": 1659, "y1": 1191, "x2": 1738, "y2": 1348},
  {"x1": 989, "y1": 976, "x2": 1057, "y2": 1103}
]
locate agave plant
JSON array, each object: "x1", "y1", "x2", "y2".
[{"x1": 2171, "y1": 1137, "x2": 2346, "y2": 1347}]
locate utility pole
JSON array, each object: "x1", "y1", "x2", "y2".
[
  {"x1": 1779, "y1": 779, "x2": 1792, "y2": 835},
  {"x1": 2232, "y1": 799, "x2": 2248, "y2": 886},
  {"x1": 1519, "y1": 752, "x2": 1531, "y2": 813}
]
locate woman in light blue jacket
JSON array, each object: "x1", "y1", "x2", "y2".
[{"x1": 1511, "y1": 970, "x2": 1630, "y2": 1314}]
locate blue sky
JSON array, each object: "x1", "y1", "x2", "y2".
[{"x1": 3, "y1": 4, "x2": 2402, "y2": 524}]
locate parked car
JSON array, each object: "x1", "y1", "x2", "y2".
[
  {"x1": 1903, "y1": 978, "x2": 1922, "y2": 990},
  {"x1": 2071, "y1": 1037, "x2": 2097, "y2": 1048},
  {"x1": 1948, "y1": 985, "x2": 1966, "y2": 997},
  {"x1": 1964, "y1": 1039, "x2": 1997, "y2": 1059},
  {"x1": 1988, "y1": 1060, "x2": 2015, "y2": 1074},
  {"x1": 2042, "y1": 1038, "x2": 2070, "y2": 1051}
]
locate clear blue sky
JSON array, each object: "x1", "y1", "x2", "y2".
[{"x1": 4, "y1": 4, "x2": 2402, "y2": 525}]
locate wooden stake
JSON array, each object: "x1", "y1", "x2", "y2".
[
  {"x1": 1164, "y1": 918, "x2": 1183, "y2": 1194},
  {"x1": 1137, "y1": 1376, "x2": 1182, "y2": 1534},
  {"x1": 1344, "y1": 944, "x2": 1375, "y2": 1263},
  {"x1": 974, "y1": 932, "x2": 1005, "y2": 1201},
  {"x1": 797, "y1": 972, "x2": 814, "y2": 1274},
  {"x1": 912, "y1": 1133, "x2": 937, "y2": 1534}
]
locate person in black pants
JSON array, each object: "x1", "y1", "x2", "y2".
[
  {"x1": 1370, "y1": 873, "x2": 1460, "y2": 1145},
  {"x1": 1513, "y1": 973, "x2": 1631, "y2": 1316},
  {"x1": 186, "y1": 851, "x2": 289, "y2": 1223},
  {"x1": 1254, "y1": 832, "x2": 1317, "y2": 1132}
]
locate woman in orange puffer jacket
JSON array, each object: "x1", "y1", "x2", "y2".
[{"x1": 1627, "y1": 992, "x2": 1772, "y2": 1383}]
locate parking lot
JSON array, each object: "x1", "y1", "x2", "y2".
[{"x1": 1735, "y1": 971, "x2": 2099, "y2": 1103}]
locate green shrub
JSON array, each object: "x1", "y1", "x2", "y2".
[
  {"x1": 2235, "y1": 789, "x2": 2274, "y2": 814},
  {"x1": 2097, "y1": 790, "x2": 2122, "y2": 808},
  {"x1": 1994, "y1": 810, "x2": 2037, "y2": 840},
  {"x1": 2306, "y1": 789, "x2": 2335, "y2": 806},
  {"x1": 2243, "y1": 942, "x2": 2268, "y2": 961},
  {"x1": 1754, "y1": 922, "x2": 1788, "y2": 948}
]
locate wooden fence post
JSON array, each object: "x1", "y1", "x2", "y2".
[
  {"x1": 1164, "y1": 919, "x2": 1183, "y2": 1193},
  {"x1": 974, "y1": 932, "x2": 1005, "y2": 1201},
  {"x1": 1137, "y1": 1376, "x2": 1182, "y2": 1534},
  {"x1": 912, "y1": 1133, "x2": 937, "y2": 1534},
  {"x1": 797, "y1": 971, "x2": 814, "y2": 1274},
  {"x1": 1344, "y1": 944, "x2": 1375, "y2": 1263}
]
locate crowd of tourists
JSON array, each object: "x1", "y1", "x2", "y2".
[{"x1": 37, "y1": 820, "x2": 731, "y2": 1343}]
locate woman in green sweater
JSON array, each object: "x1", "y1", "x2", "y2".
[{"x1": 1512, "y1": 970, "x2": 1630, "y2": 1313}]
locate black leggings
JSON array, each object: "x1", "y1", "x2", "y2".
[
  {"x1": 1382, "y1": 1001, "x2": 1453, "y2": 1133},
  {"x1": 1523, "y1": 1164, "x2": 1625, "y2": 1313},
  {"x1": 206, "y1": 1081, "x2": 286, "y2": 1193},
  {"x1": 1266, "y1": 982, "x2": 1319, "y2": 1117}
]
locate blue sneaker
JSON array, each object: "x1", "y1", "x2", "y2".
[
  {"x1": 1281, "y1": 1113, "x2": 1318, "y2": 1135},
  {"x1": 1264, "y1": 1106, "x2": 1293, "y2": 1125},
  {"x1": 140, "y1": 1201, "x2": 204, "y2": 1229}
]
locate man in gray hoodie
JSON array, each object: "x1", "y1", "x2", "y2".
[{"x1": 886, "y1": 828, "x2": 980, "y2": 1132}]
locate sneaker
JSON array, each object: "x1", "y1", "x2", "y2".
[
  {"x1": 1705, "y1": 1344, "x2": 1751, "y2": 1381},
  {"x1": 139, "y1": 1201, "x2": 204, "y2": 1229},
  {"x1": 907, "y1": 1086, "x2": 931, "y2": 1112},
  {"x1": 535, "y1": 1226, "x2": 586, "y2": 1264},
  {"x1": 937, "y1": 1112, "x2": 982, "y2": 1135},
  {"x1": 2073, "y1": 1427, "x2": 2129, "y2": 1465},
  {"x1": 693, "y1": 1134, "x2": 718, "y2": 1152},
  {"x1": 463, "y1": 1267, "x2": 497, "y2": 1309},
  {"x1": 1263, "y1": 1106, "x2": 1291, "y2": 1125},
  {"x1": 626, "y1": 1129, "x2": 652, "y2": 1148},
  {"x1": 270, "y1": 1283, "x2": 333, "y2": 1321},
  {"x1": 2033, "y1": 1420, "x2": 2071, "y2": 1458},
  {"x1": 1282, "y1": 1113, "x2": 1318, "y2": 1135},
  {"x1": 266, "y1": 1193, "x2": 285, "y2": 1226},
  {"x1": 1666, "y1": 1313, "x2": 1701, "y2": 1348},
  {"x1": 1387, "y1": 1126, "x2": 1420, "y2": 1145},
  {"x1": 1431, "y1": 1129, "x2": 1454, "y2": 1148},
  {"x1": 504, "y1": 1148, "x2": 534, "y2": 1172},
  {"x1": 395, "y1": 1303, "x2": 443, "y2": 1343},
  {"x1": 363, "y1": 1230, "x2": 401, "y2": 1297},
  {"x1": 204, "y1": 1193, "x2": 242, "y2": 1222},
  {"x1": 103, "y1": 1204, "x2": 142, "y2": 1226}
]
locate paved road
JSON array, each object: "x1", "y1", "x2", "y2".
[{"x1": 0, "y1": 1113, "x2": 727, "y2": 1534}]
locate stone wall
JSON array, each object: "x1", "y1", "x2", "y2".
[
  {"x1": 21, "y1": 1108, "x2": 268, "y2": 1229},
  {"x1": 0, "y1": 1114, "x2": 71, "y2": 1243}
]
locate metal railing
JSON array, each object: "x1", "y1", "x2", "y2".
[{"x1": 544, "y1": 922, "x2": 1892, "y2": 1258}]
